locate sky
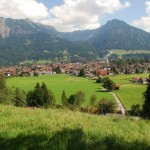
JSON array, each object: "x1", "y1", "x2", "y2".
[{"x1": 0, "y1": 0, "x2": 150, "y2": 32}]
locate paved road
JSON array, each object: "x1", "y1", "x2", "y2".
[
  {"x1": 110, "y1": 92, "x2": 126, "y2": 115},
  {"x1": 103, "y1": 50, "x2": 112, "y2": 60}
]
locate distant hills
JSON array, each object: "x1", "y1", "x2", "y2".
[{"x1": 0, "y1": 17, "x2": 150, "y2": 65}]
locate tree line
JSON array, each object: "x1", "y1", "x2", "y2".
[{"x1": 0, "y1": 74, "x2": 115, "y2": 114}]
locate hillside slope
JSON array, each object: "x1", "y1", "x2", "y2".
[
  {"x1": 87, "y1": 19, "x2": 150, "y2": 50},
  {"x1": 62, "y1": 19, "x2": 150, "y2": 51},
  {"x1": 0, "y1": 17, "x2": 96, "y2": 65},
  {"x1": 0, "y1": 105, "x2": 150, "y2": 149}
]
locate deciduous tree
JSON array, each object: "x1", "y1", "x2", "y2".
[
  {"x1": 78, "y1": 68, "x2": 85, "y2": 77},
  {"x1": 103, "y1": 77, "x2": 115, "y2": 91},
  {"x1": 15, "y1": 87, "x2": 26, "y2": 107},
  {"x1": 97, "y1": 98, "x2": 114, "y2": 114},
  {"x1": 75, "y1": 91, "x2": 85, "y2": 106}
]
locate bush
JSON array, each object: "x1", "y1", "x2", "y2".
[
  {"x1": 14, "y1": 88, "x2": 27, "y2": 107},
  {"x1": 67, "y1": 91, "x2": 85, "y2": 107},
  {"x1": 89, "y1": 94, "x2": 97, "y2": 106},
  {"x1": 96, "y1": 77, "x2": 103, "y2": 83},
  {"x1": 97, "y1": 98, "x2": 114, "y2": 114},
  {"x1": 130, "y1": 104, "x2": 141, "y2": 116}
]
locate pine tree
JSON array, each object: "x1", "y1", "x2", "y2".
[
  {"x1": 68, "y1": 94, "x2": 76, "y2": 105},
  {"x1": 141, "y1": 75, "x2": 150, "y2": 119},
  {"x1": 49, "y1": 90, "x2": 56, "y2": 106},
  {"x1": 26, "y1": 90, "x2": 35, "y2": 106},
  {"x1": 61, "y1": 90, "x2": 67, "y2": 105},
  {"x1": 26, "y1": 82, "x2": 56, "y2": 108},
  {"x1": 41, "y1": 82, "x2": 49, "y2": 106},
  {"x1": 33, "y1": 82, "x2": 43, "y2": 106}
]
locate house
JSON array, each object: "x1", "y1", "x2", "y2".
[
  {"x1": 4, "y1": 72, "x2": 11, "y2": 77},
  {"x1": 97, "y1": 70, "x2": 107, "y2": 76},
  {"x1": 115, "y1": 84, "x2": 120, "y2": 90},
  {"x1": 132, "y1": 77, "x2": 139, "y2": 83},
  {"x1": 132, "y1": 77, "x2": 148, "y2": 85},
  {"x1": 139, "y1": 77, "x2": 148, "y2": 85}
]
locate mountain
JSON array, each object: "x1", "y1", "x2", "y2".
[
  {"x1": 0, "y1": 17, "x2": 58, "y2": 38},
  {"x1": 87, "y1": 19, "x2": 150, "y2": 50},
  {"x1": 0, "y1": 17, "x2": 150, "y2": 65},
  {"x1": 62, "y1": 19, "x2": 150, "y2": 50},
  {"x1": 0, "y1": 17, "x2": 96, "y2": 65}
]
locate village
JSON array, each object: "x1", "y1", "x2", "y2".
[{"x1": 0, "y1": 60, "x2": 150, "y2": 85}]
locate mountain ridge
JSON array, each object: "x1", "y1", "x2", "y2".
[
  {"x1": 88, "y1": 19, "x2": 150, "y2": 50},
  {"x1": 0, "y1": 17, "x2": 150, "y2": 65}
]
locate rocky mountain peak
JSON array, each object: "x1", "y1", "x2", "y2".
[{"x1": 0, "y1": 17, "x2": 10, "y2": 39}]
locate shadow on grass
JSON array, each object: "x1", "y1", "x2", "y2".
[
  {"x1": 0, "y1": 128, "x2": 150, "y2": 150},
  {"x1": 95, "y1": 90, "x2": 108, "y2": 92}
]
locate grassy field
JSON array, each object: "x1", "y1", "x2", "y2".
[
  {"x1": 6, "y1": 73, "x2": 149, "y2": 109},
  {"x1": 0, "y1": 105, "x2": 150, "y2": 149},
  {"x1": 111, "y1": 50, "x2": 150, "y2": 56},
  {"x1": 6, "y1": 75, "x2": 115, "y2": 105},
  {"x1": 114, "y1": 84, "x2": 146, "y2": 110},
  {"x1": 20, "y1": 59, "x2": 52, "y2": 65},
  {"x1": 109, "y1": 74, "x2": 149, "y2": 84},
  {"x1": 109, "y1": 74, "x2": 149, "y2": 109}
]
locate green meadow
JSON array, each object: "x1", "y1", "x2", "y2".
[
  {"x1": 114, "y1": 84, "x2": 146, "y2": 110},
  {"x1": 109, "y1": 73, "x2": 149, "y2": 84},
  {"x1": 6, "y1": 75, "x2": 115, "y2": 105},
  {"x1": 6, "y1": 73, "x2": 149, "y2": 109},
  {"x1": 111, "y1": 50, "x2": 150, "y2": 56},
  {"x1": 109, "y1": 74, "x2": 149, "y2": 109},
  {"x1": 0, "y1": 105, "x2": 150, "y2": 149}
]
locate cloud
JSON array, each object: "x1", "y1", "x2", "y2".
[
  {"x1": 0, "y1": 0, "x2": 130, "y2": 32},
  {"x1": 0, "y1": 0, "x2": 48, "y2": 21},
  {"x1": 42, "y1": 0, "x2": 130, "y2": 32},
  {"x1": 133, "y1": 1, "x2": 150, "y2": 32}
]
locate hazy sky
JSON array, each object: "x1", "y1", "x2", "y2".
[{"x1": 0, "y1": 0, "x2": 149, "y2": 32}]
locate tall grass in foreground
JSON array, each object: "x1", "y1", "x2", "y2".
[{"x1": 0, "y1": 105, "x2": 150, "y2": 150}]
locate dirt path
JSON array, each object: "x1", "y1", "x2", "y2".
[{"x1": 110, "y1": 92, "x2": 126, "y2": 115}]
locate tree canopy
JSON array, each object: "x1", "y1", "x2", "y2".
[
  {"x1": 141, "y1": 76, "x2": 150, "y2": 119},
  {"x1": 103, "y1": 77, "x2": 115, "y2": 91},
  {"x1": 26, "y1": 82, "x2": 55, "y2": 107}
]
